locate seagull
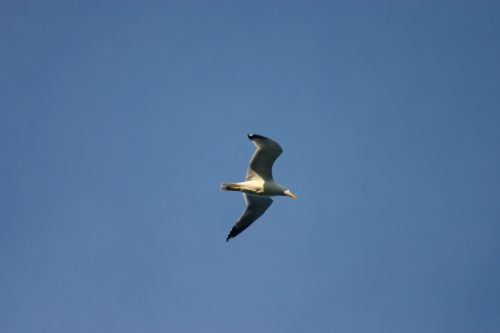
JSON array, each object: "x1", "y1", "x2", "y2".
[{"x1": 221, "y1": 133, "x2": 297, "y2": 241}]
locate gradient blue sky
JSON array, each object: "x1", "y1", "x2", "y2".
[{"x1": 1, "y1": 1, "x2": 500, "y2": 332}]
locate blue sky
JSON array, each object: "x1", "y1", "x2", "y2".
[{"x1": 1, "y1": 1, "x2": 499, "y2": 332}]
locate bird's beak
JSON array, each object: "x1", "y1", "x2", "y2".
[{"x1": 284, "y1": 189, "x2": 297, "y2": 199}]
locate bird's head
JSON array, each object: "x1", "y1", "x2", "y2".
[{"x1": 283, "y1": 188, "x2": 297, "y2": 199}]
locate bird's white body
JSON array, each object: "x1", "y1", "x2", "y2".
[
  {"x1": 221, "y1": 133, "x2": 296, "y2": 241},
  {"x1": 221, "y1": 180, "x2": 288, "y2": 196}
]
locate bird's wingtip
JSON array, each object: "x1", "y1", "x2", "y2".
[
  {"x1": 226, "y1": 228, "x2": 237, "y2": 241},
  {"x1": 247, "y1": 133, "x2": 267, "y2": 140}
]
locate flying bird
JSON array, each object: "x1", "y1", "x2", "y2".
[{"x1": 221, "y1": 133, "x2": 297, "y2": 241}]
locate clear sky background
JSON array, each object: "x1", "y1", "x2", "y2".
[{"x1": 1, "y1": 1, "x2": 499, "y2": 332}]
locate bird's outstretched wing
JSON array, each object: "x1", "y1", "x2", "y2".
[
  {"x1": 246, "y1": 133, "x2": 283, "y2": 181},
  {"x1": 226, "y1": 194, "x2": 273, "y2": 241}
]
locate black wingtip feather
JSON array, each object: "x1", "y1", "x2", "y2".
[
  {"x1": 247, "y1": 133, "x2": 267, "y2": 140},
  {"x1": 226, "y1": 229, "x2": 235, "y2": 241}
]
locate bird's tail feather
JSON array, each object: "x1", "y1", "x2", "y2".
[{"x1": 220, "y1": 182, "x2": 241, "y2": 191}]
